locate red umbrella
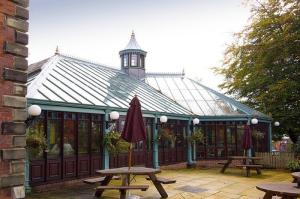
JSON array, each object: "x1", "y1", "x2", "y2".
[
  {"x1": 121, "y1": 95, "x2": 146, "y2": 168},
  {"x1": 242, "y1": 124, "x2": 253, "y2": 151}
]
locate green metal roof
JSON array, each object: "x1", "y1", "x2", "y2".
[{"x1": 27, "y1": 55, "x2": 192, "y2": 116}]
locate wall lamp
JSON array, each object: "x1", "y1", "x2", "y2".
[
  {"x1": 251, "y1": 118, "x2": 258, "y2": 125},
  {"x1": 155, "y1": 115, "x2": 168, "y2": 129},
  {"x1": 106, "y1": 111, "x2": 120, "y2": 129},
  {"x1": 25, "y1": 105, "x2": 42, "y2": 128},
  {"x1": 274, "y1": 121, "x2": 280, "y2": 127}
]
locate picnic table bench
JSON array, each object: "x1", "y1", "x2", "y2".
[
  {"x1": 236, "y1": 164, "x2": 263, "y2": 177},
  {"x1": 96, "y1": 185, "x2": 149, "y2": 199},
  {"x1": 220, "y1": 156, "x2": 263, "y2": 177},
  {"x1": 145, "y1": 176, "x2": 176, "y2": 184},
  {"x1": 83, "y1": 176, "x2": 120, "y2": 184}
]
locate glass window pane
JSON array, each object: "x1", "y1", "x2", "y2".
[
  {"x1": 78, "y1": 114, "x2": 89, "y2": 154},
  {"x1": 131, "y1": 54, "x2": 137, "y2": 66},
  {"x1": 63, "y1": 113, "x2": 76, "y2": 156},
  {"x1": 91, "y1": 116, "x2": 102, "y2": 153},
  {"x1": 47, "y1": 112, "x2": 62, "y2": 157}
]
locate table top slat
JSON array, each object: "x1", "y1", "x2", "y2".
[{"x1": 96, "y1": 167, "x2": 161, "y2": 175}]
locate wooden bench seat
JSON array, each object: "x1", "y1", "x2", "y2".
[
  {"x1": 83, "y1": 176, "x2": 120, "y2": 184},
  {"x1": 96, "y1": 185, "x2": 149, "y2": 191},
  {"x1": 96, "y1": 185, "x2": 149, "y2": 199},
  {"x1": 236, "y1": 164, "x2": 263, "y2": 168},
  {"x1": 217, "y1": 162, "x2": 227, "y2": 165},
  {"x1": 145, "y1": 176, "x2": 176, "y2": 184},
  {"x1": 236, "y1": 164, "x2": 263, "y2": 177}
]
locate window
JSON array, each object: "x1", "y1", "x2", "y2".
[
  {"x1": 123, "y1": 55, "x2": 128, "y2": 67},
  {"x1": 131, "y1": 54, "x2": 137, "y2": 67},
  {"x1": 47, "y1": 112, "x2": 62, "y2": 157},
  {"x1": 63, "y1": 113, "x2": 76, "y2": 156},
  {"x1": 140, "y1": 56, "x2": 144, "y2": 67},
  {"x1": 78, "y1": 114, "x2": 89, "y2": 154},
  {"x1": 91, "y1": 114, "x2": 102, "y2": 153},
  {"x1": 28, "y1": 112, "x2": 45, "y2": 159}
]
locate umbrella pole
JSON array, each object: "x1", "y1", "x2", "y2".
[{"x1": 128, "y1": 143, "x2": 133, "y2": 169}]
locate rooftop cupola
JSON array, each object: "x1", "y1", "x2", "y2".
[{"x1": 119, "y1": 31, "x2": 147, "y2": 80}]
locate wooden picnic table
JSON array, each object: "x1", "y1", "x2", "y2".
[
  {"x1": 291, "y1": 172, "x2": 300, "y2": 187},
  {"x1": 95, "y1": 167, "x2": 168, "y2": 198},
  {"x1": 256, "y1": 183, "x2": 300, "y2": 199},
  {"x1": 220, "y1": 156, "x2": 262, "y2": 174}
]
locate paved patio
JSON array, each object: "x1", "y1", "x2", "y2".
[{"x1": 27, "y1": 168, "x2": 292, "y2": 199}]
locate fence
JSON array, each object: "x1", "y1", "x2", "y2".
[{"x1": 256, "y1": 152, "x2": 295, "y2": 169}]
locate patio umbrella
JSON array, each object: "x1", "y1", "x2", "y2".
[
  {"x1": 242, "y1": 124, "x2": 253, "y2": 157},
  {"x1": 121, "y1": 95, "x2": 146, "y2": 169}
]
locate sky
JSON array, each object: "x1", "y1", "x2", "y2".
[{"x1": 28, "y1": 0, "x2": 251, "y2": 90}]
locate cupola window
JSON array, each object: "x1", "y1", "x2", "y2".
[
  {"x1": 123, "y1": 55, "x2": 128, "y2": 67},
  {"x1": 131, "y1": 54, "x2": 137, "y2": 67}
]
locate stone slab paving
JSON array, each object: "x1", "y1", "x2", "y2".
[{"x1": 26, "y1": 168, "x2": 293, "y2": 199}]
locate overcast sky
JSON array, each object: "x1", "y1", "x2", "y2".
[{"x1": 28, "y1": 0, "x2": 251, "y2": 90}]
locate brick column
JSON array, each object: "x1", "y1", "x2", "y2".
[{"x1": 0, "y1": 0, "x2": 29, "y2": 199}]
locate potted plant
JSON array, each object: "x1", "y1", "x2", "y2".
[{"x1": 103, "y1": 131, "x2": 130, "y2": 155}]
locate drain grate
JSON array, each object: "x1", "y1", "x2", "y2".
[{"x1": 176, "y1": 185, "x2": 208, "y2": 193}]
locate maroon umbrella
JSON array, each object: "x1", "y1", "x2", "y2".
[
  {"x1": 242, "y1": 124, "x2": 253, "y2": 150},
  {"x1": 121, "y1": 95, "x2": 146, "y2": 168}
]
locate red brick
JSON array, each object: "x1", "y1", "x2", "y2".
[
  {"x1": 0, "y1": 0, "x2": 16, "y2": 17},
  {"x1": 0, "y1": 135, "x2": 13, "y2": 148},
  {"x1": 0, "y1": 188, "x2": 11, "y2": 199},
  {"x1": 0, "y1": 108, "x2": 13, "y2": 121},
  {"x1": 0, "y1": 161, "x2": 10, "y2": 176}
]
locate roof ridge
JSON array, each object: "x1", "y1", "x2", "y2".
[
  {"x1": 146, "y1": 72, "x2": 185, "y2": 77},
  {"x1": 59, "y1": 53, "x2": 124, "y2": 73}
]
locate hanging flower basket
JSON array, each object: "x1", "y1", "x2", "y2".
[
  {"x1": 26, "y1": 129, "x2": 47, "y2": 159},
  {"x1": 103, "y1": 131, "x2": 130, "y2": 155},
  {"x1": 188, "y1": 128, "x2": 205, "y2": 143},
  {"x1": 157, "y1": 128, "x2": 176, "y2": 142}
]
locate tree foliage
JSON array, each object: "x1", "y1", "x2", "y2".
[{"x1": 215, "y1": 0, "x2": 300, "y2": 140}]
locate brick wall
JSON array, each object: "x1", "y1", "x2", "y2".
[{"x1": 0, "y1": 0, "x2": 29, "y2": 198}]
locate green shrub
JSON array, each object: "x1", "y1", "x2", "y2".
[{"x1": 287, "y1": 160, "x2": 300, "y2": 172}]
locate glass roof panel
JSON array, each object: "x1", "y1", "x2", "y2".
[
  {"x1": 144, "y1": 75, "x2": 260, "y2": 116},
  {"x1": 38, "y1": 84, "x2": 65, "y2": 102}
]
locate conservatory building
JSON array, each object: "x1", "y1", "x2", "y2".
[{"x1": 26, "y1": 32, "x2": 272, "y2": 186}]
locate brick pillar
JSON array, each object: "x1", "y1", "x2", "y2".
[{"x1": 0, "y1": 0, "x2": 29, "y2": 199}]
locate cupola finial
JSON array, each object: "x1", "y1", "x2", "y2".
[{"x1": 55, "y1": 46, "x2": 60, "y2": 55}]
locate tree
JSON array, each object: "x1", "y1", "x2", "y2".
[{"x1": 215, "y1": 0, "x2": 300, "y2": 140}]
